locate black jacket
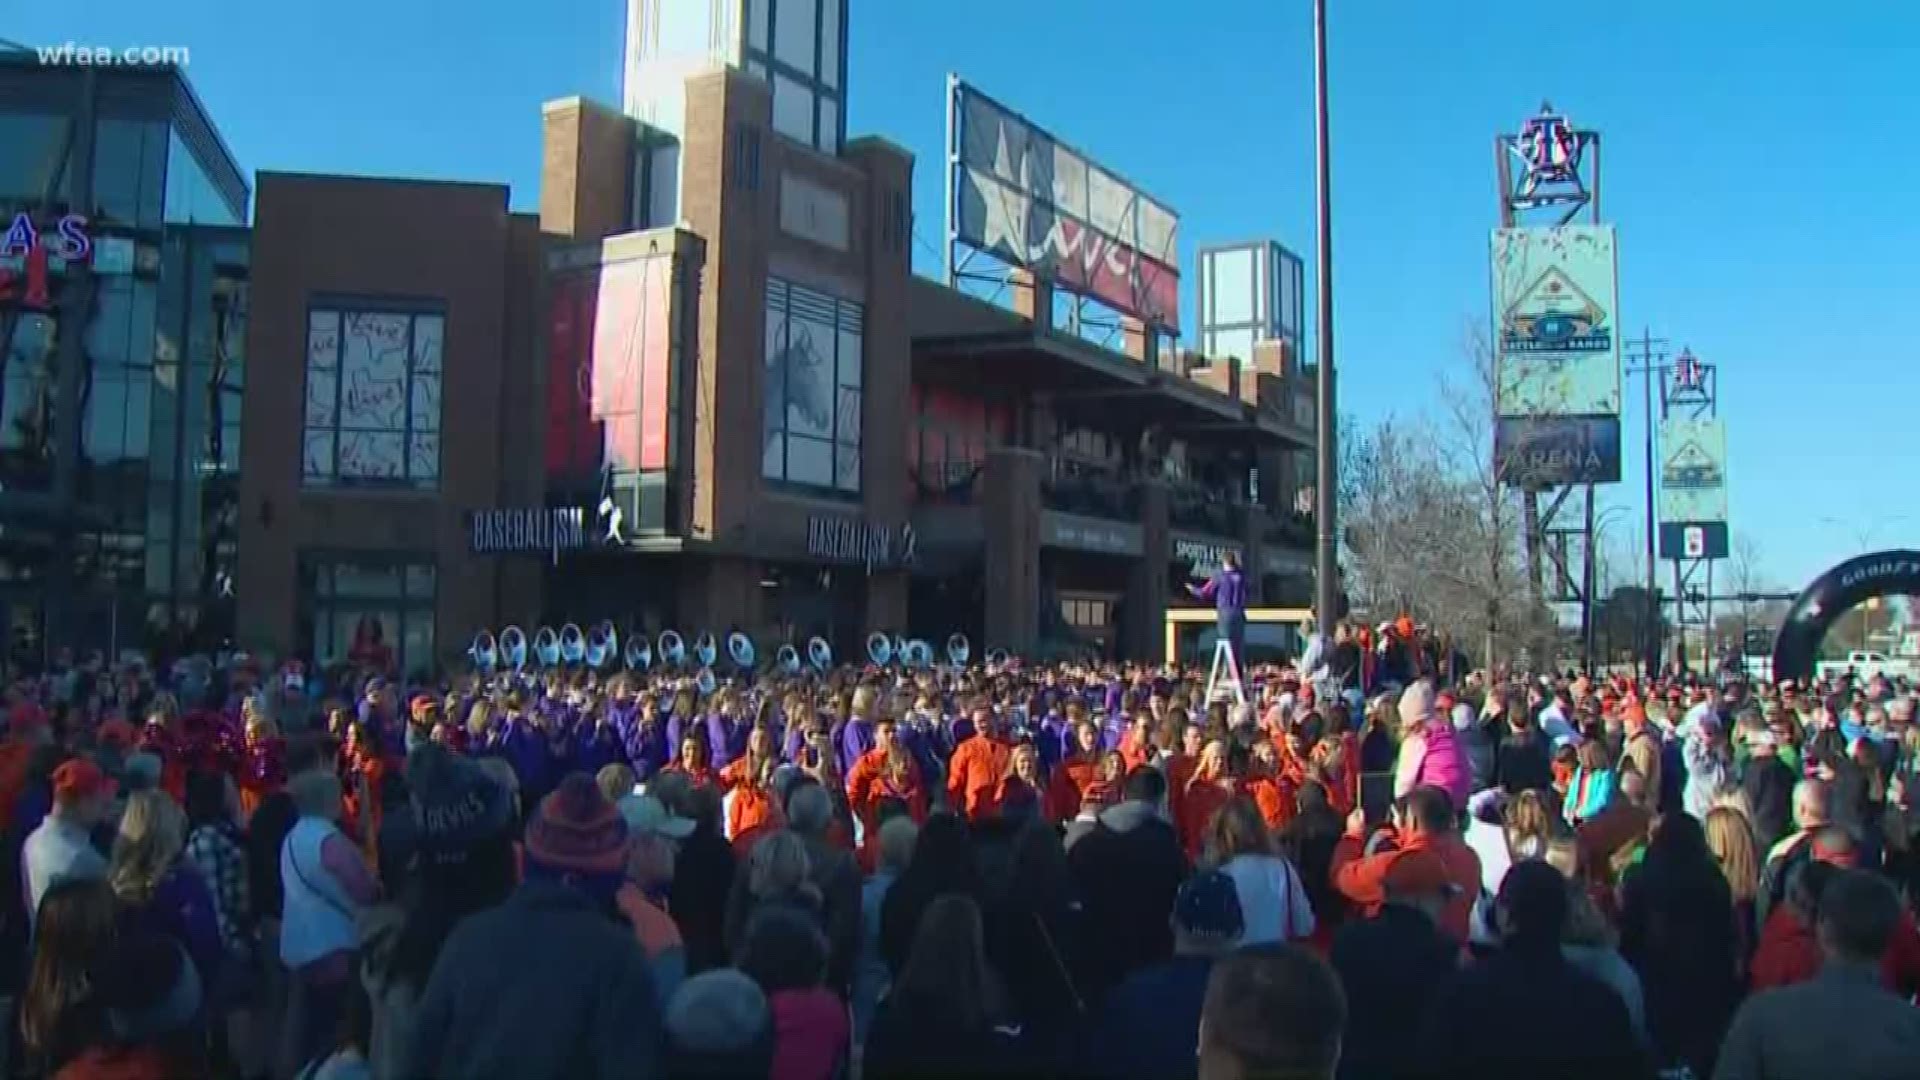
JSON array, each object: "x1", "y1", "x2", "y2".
[
  {"x1": 1740, "y1": 753, "x2": 1796, "y2": 854},
  {"x1": 670, "y1": 824, "x2": 737, "y2": 974},
  {"x1": 1332, "y1": 905, "x2": 1459, "y2": 1080},
  {"x1": 1494, "y1": 730, "x2": 1554, "y2": 795},
  {"x1": 1417, "y1": 941, "x2": 1652, "y2": 1080},
  {"x1": 1066, "y1": 802, "x2": 1187, "y2": 997},
  {"x1": 864, "y1": 991, "x2": 1024, "y2": 1080}
]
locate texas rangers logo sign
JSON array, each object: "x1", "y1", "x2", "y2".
[
  {"x1": 1515, "y1": 104, "x2": 1584, "y2": 195},
  {"x1": 1672, "y1": 350, "x2": 1704, "y2": 393}
]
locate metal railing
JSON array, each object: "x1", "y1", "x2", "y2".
[{"x1": 1042, "y1": 457, "x2": 1141, "y2": 520}]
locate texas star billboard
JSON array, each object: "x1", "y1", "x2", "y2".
[
  {"x1": 949, "y1": 77, "x2": 1181, "y2": 330},
  {"x1": 1490, "y1": 225, "x2": 1620, "y2": 418}
]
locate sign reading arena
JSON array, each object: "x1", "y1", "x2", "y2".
[{"x1": 948, "y1": 76, "x2": 1182, "y2": 330}]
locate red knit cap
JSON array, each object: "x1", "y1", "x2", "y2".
[{"x1": 524, "y1": 774, "x2": 629, "y2": 876}]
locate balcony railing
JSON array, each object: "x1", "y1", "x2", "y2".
[
  {"x1": 1262, "y1": 509, "x2": 1315, "y2": 548},
  {"x1": 911, "y1": 460, "x2": 984, "y2": 506},
  {"x1": 1169, "y1": 483, "x2": 1247, "y2": 538},
  {"x1": 1043, "y1": 458, "x2": 1141, "y2": 520}
]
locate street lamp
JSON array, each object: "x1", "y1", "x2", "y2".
[{"x1": 1311, "y1": 0, "x2": 1340, "y2": 635}]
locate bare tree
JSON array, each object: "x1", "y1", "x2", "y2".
[{"x1": 1340, "y1": 323, "x2": 1550, "y2": 669}]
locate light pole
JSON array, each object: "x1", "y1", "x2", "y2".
[{"x1": 1311, "y1": 0, "x2": 1340, "y2": 635}]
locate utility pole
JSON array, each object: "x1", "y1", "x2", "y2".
[
  {"x1": 1625, "y1": 329, "x2": 1668, "y2": 677},
  {"x1": 1311, "y1": 0, "x2": 1340, "y2": 634}
]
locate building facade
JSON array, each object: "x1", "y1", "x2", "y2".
[
  {"x1": 224, "y1": 0, "x2": 1320, "y2": 673},
  {"x1": 0, "y1": 54, "x2": 249, "y2": 665},
  {"x1": 234, "y1": 175, "x2": 544, "y2": 678}
]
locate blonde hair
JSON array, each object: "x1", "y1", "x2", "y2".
[
  {"x1": 850, "y1": 685, "x2": 877, "y2": 720},
  {"x1": 109, "y1": 791, "x2": 187, "y2": 905},
  {"x1": 245, "y1": 714, "x2": 280, "y2": 740},
  {"x1": 1543, "y1": 835, "x2": 1581, "y2": 879},
  {"x1": 1705, "y1": 806, "x2": 1760, "y2": 903},
  {"x1": 466, "y1": 700, "x2": 495, "y2": 738},
  {"x1": 1504, "y1": 789, "x2": 1556, "y2": 861}
]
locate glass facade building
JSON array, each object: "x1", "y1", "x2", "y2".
[{"x1": 0, "y1": 54, "x2": 248, "y2": 665}]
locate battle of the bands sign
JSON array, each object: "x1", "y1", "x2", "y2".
[
  {"x1": 0, "y1": 212, "x2": 92, "y2": 309},
  {"x1": 1490, "y1": 224, "x2": 1620, "y2": 418}
]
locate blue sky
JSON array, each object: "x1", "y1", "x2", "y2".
[{"x1": 16, "y1": 0, "x2": 1914, "y2": 591}]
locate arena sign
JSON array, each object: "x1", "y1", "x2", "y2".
[{"x1": 1771, "y1": 549, "x2": 1920, "y2": 682}]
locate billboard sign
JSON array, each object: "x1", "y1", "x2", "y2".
[
  {"x1": 949, "y1": 78, "x2": 1181, "y2": 329},
  {"x1": 1490, "y1": 225, "x2": 1620, "y2": 417},
  {"x1": 1658, "y1": 418, "x2": 1728, "y2": 525},
  {"x1": 1494, "y1": 416, "x2": 1622, "y2": 487}
]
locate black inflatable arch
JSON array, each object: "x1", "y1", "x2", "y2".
[{"x1": 1772, "y1": 549, "x2": 1920, "y2": 683}]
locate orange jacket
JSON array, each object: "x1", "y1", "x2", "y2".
[
  {"x1": 1048, "y1": 756, "x2": 1100, "y2": 823},
  {"x1": 1330, "y1": 830, "x2": 1482, "y2": 943},
  {"x1": 1244, "y1": 775, "x2": 1297, "y2": 832},
  {"x1": 720, "y1": 758, "x2": 783, "y2": 849},
  {"x1": 947, "y1": 736, "x2": 1012, "y2": 822},
  {"x1": 1180, "y1": 778, "x2": 1236, "y2": 862},
  {"x1": 1119, "y1": 735, "x2": 1155, "y2": 775},
  {"x1": 847, "y1": 748, "x2": 929, "y2": 867}
]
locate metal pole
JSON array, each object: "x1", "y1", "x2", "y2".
[
  {"x1": 1641, "y1": 328, "x2": 1659, "y2": 678},
  {"x1": 1311, "y1": 0, "x2": 1340, "y2": 634},
  {"x1": 1582, "y1": 484, "x2": 1596, "y2": 673}
]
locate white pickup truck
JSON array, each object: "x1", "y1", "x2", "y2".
[{"x1": 1815, "y1": 650, "x2": 1919, "y2": 683}]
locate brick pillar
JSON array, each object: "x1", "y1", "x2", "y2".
[
  {"x1": 983, "y1": 447, "x2": 1043, "y2": 655},
  {"x1": 1124, "y1": 479, "x2": 1171, "y2": 662},
  {"x1": 1009, "y1": 268, "x2": 1052, "y2": 328},
  {"x1": 539, "y1": 97, "x2": 636, "y2": 241}
]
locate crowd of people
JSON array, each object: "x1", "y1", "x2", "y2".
[{"x1": 2, "y1": 638, "x2": 1920, "y2": 1079}]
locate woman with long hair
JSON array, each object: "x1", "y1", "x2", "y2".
[
  {"x1": 983, "y1": 818, "x2": 1088, "y2": 1064},
  {"x1": 846, "y1": 716, "x2": 928, "y2": 871},
  {"x1": 1618, "y1": 810, "x2": 1742, "y2": 1078},
  {"x1": 183, "y1": 769, "x2": 254, "y2": 1017},
  {"x1": 1704, "y1": 805, "x2": 1761, "y2": 966},
  {"x1": 721, "y1": 724, "x2": 786, "y2": 851},
  {"x1": 879, "y1": 812, "x2": 981, "y2": 977},
  {"x1": 19, "y1": 877, "x2": 119, "y2": 1074},
  {"x1": 988, "y1": 742, "x2": 1046, "y2": 824},
  {"x1": 1205, "y1": 795, "x2": 1315, "y2": 946},
  {"x1": 1178, "y1": 739, "x2": 1239, "y2": 862},
  {"x1": 864, "y1": 894, "x2": 1020, "y2": 1080},
  {"x1": 1564, "y1": 739, "x2": 1618, "y2": 826},
  {"x1": 111, "y1": 789, "x2": 224, "y2": 991},
  {"x1": 1503, "y1": 788, "x2": 1559, "y2": 863}
]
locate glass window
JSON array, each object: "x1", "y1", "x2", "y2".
[
  {"x1": 774, "y1": 0, "x2": 817, "y2": 72},
  {"x1": 302, "y1": 304, "x2": 443, "y2": 488},
  {"x1": 0, "y1": 312, "x2": 57, "y2": 493},
  {"x1": 164, "y1": 131, "x2": 241, "y2": 226},
  {"x1": 1210, "y1": 247, "x2": 1254, "y2": 325},
  {"x1": 762, "y1": 278, "x2": 862, "y2": 496},
  {"x1": 820, "y1": 0, "x2": 841, "y2": 88},
  {"x1": 771, "y1": 74, "x2": 814, "y2": 145},
  {"x1": 0, "y1": 113, "x2": 75, "y2": 207},
  {"x1": 816, "y1": 97, "x2": 839, "y2": 155},
  {"x1": 748, "y1": 0, "x2": 770, "y2": 50},
  {"x1": 303, "y1": 555, "x2": 437, "y2": 675},
  {"x1": 91, "y1": 118, "x2": 168, "y2": 229}
]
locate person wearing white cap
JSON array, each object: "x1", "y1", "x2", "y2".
[{"x1": 619, "y1": 793, "x2": 696, "y2": 1005}]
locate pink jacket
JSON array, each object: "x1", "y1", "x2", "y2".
[{"x1": 1396, "y1": 721, "x2": 1473, "y2": 812}]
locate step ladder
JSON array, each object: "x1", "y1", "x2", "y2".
[{"x1": 1205, "y1": 637, "x2": 1247, "y2": 707}]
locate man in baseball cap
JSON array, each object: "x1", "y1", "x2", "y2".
[
  {"x1": 1084, "y1": 870, "x2": 1246, "y2": 1078},
  {"x1": 23, "y1": 758, "x2": 117, "y2": 919}
]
